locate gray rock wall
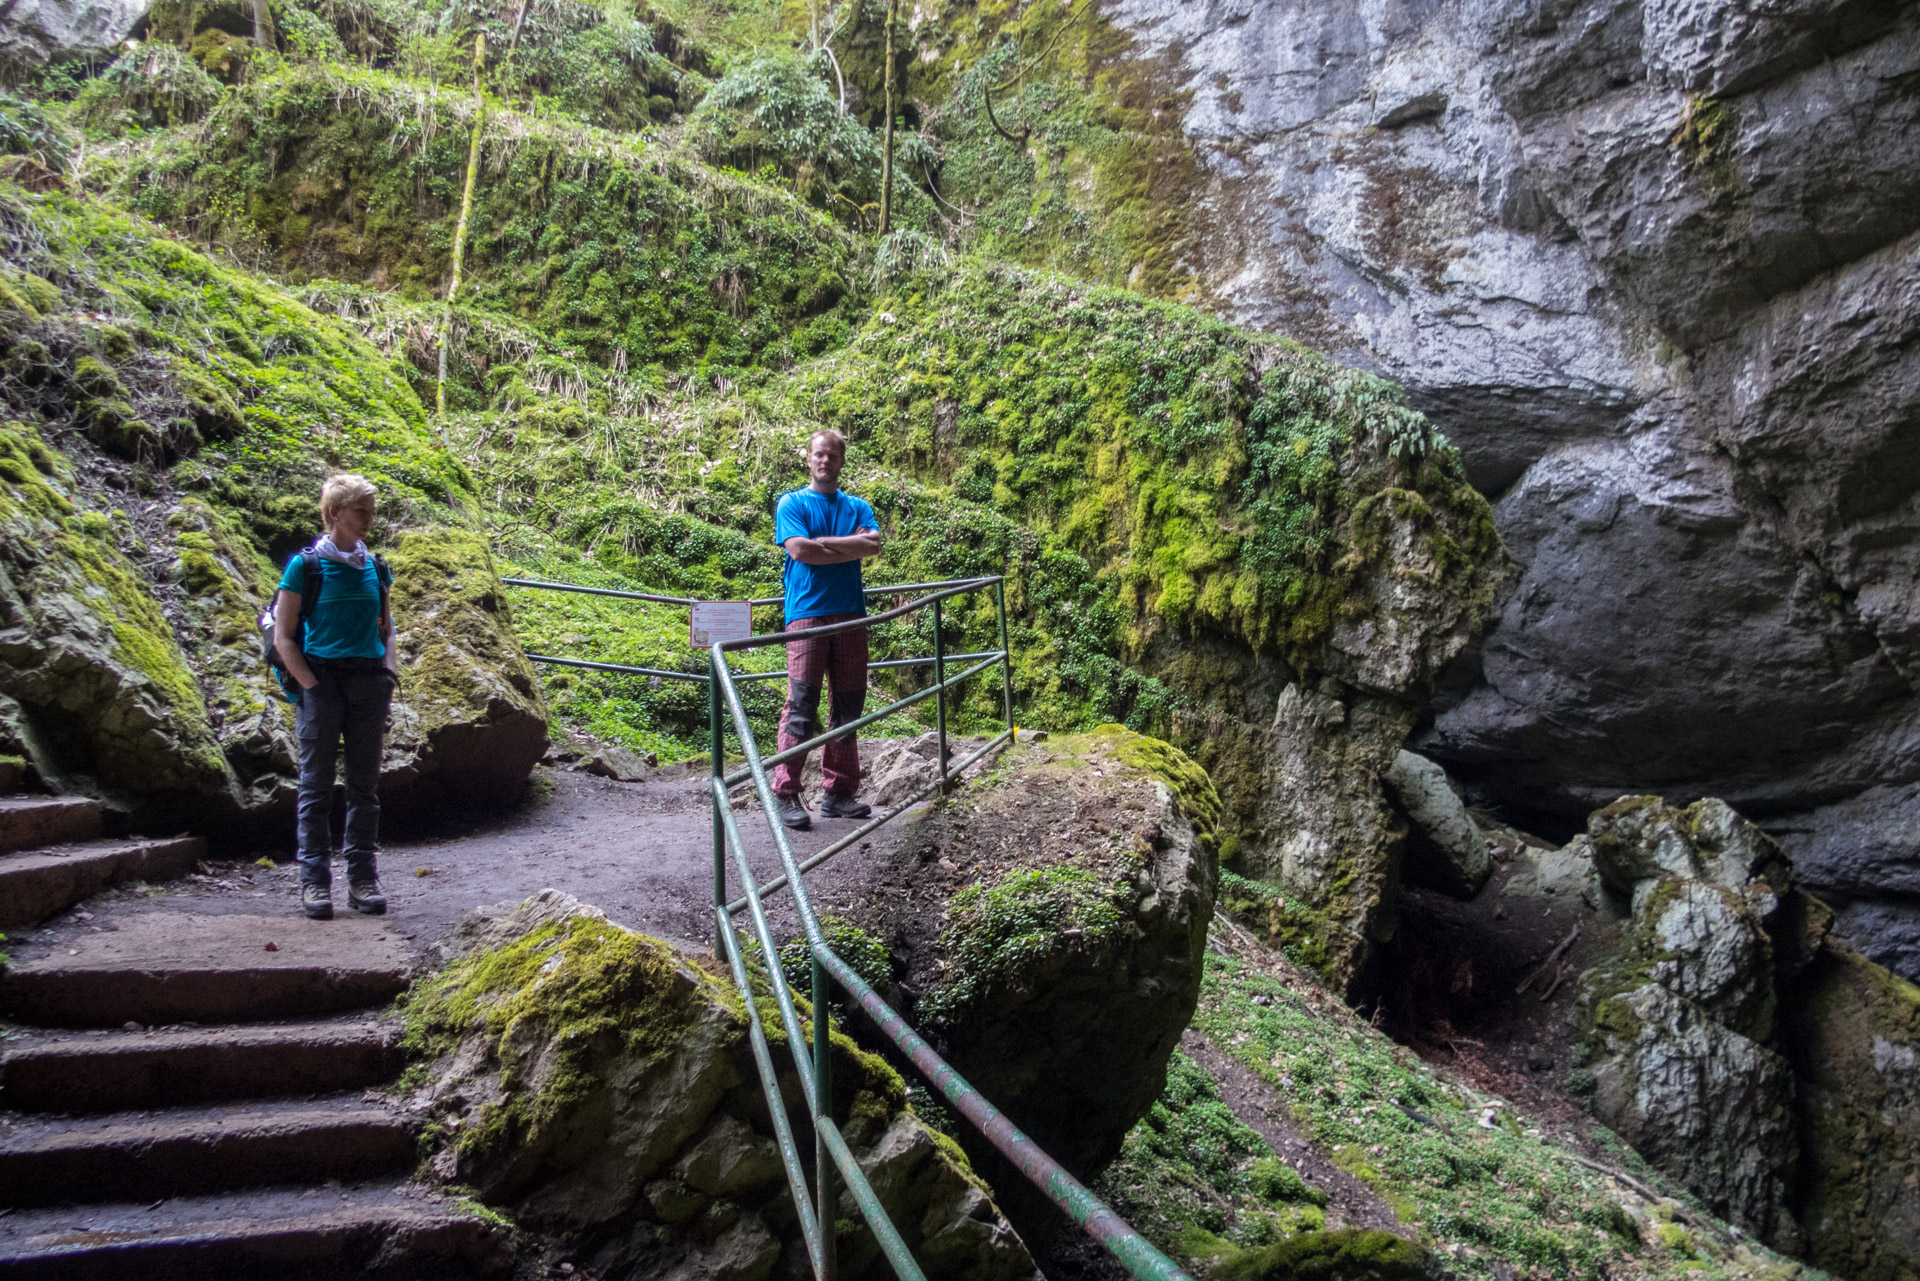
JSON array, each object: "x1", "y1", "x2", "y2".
[
  {"x1": 0, "y1": 0, "x2": 148, "y2": 68},
  {"x1": 1093, "y1": 0, "x2": 1920, "y2": 968}
]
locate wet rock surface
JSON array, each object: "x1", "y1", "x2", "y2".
[
  {"x1": 1767, "y1": 782, "x2": 1920, "y2": 981},
  {"x1": 0, "y1": 204, "x2": 547, "y2": 842},
  {"x1": 0, "y1": 0, "x2": 150, "y2": 67},
  {"x1": 1390, "y1": 791, "x2": 1920, "y2": 1275}
]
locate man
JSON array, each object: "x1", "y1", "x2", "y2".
[{"x1": 771, "y1": 429, "x2": 883, "y2": 830}]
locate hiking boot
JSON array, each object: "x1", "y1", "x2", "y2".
[
  {"x1": 773, "y1": 793, "x2": 812, "y2": 830},
  {"x1": 302, "y1": 883, "x2": 333, "y2": 920},
  {"x1": 820, "y1": 791, "x2": 871, "y2": 819},
  {"x1": 348, "y1": 879, "x2": 387, "y2": 915}
]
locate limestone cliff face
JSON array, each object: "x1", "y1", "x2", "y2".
[
  {"x1": 0, "y1": 0, "x2": 148, "y2": 69},
  {"x1": 1088, "y1": 0, "x2": 1920, "y2": 970}
]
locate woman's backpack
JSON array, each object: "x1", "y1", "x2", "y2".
[{"x1": 258, "y1": 548, "x2": 389, "y2": 702}]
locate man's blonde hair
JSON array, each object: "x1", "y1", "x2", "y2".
[
  {"x1": 319, "y1": 473, "x2": 378, "y2": 528},
  {"x1": 807, "y1": 429, "x2": 847, "y2": 458}
]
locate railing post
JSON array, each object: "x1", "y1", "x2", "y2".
[
  {"x1": 995, "y1": 579, "x2": 1014, "y2": 735},
  {"x1": 932, "y1": 598, "x2": 948, "y2": 793},
  {"x1": 814, "y1": 951, "x2": 837, "y2": 1281},
  {"x1": 710, "y1": 657, "x2": 726, "y2": 956}
]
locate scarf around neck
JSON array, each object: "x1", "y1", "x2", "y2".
[{"x1": 315, "y1": 534, "x2": 369, "y2": 570}]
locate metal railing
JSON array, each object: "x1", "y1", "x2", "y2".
[{"x1": 504, "y1": 573, "x2": 1191, "y2": 1281}]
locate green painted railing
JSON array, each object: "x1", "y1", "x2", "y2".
[
  {"x1": 707, "y1": 578, "x2": 1193, "y2": 1281},
  {"x1": 505, "y1": 572, "x2": 1191, "y2": 1281}
]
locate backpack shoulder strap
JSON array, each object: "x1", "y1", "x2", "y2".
[
  {"x1": 373, "y1": 553, "x2": 390, "y2": 605},
  {"x1": 297, "y1": 549, "x2": 322, "y2": 621}
]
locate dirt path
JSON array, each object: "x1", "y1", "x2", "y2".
[{"x1": 3, "y1": 747, "x2": 928, "y2": 974}]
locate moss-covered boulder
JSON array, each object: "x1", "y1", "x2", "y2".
[
  {"x1": 1783, "y1": 937, "x2": 1920, "y2": 1281},
  {"x1": 1573, "y1": 797, "x2": 1802, "y2": 1248},
  {"x1": 838, "y1": 727, "x2": 1217, "y2": 1239},
  {"x1": 405, "y1": 891, "x2": 1039, "y2": 1281},
  {"x1": 0, "y1": 186, "x2": 544, "y2": 836},
  {"x1": 1568, "y1": 794, "x2": 1920, "y2": 1273},
  {"x1": 0, "y1": 417, "x2": 235, "y2": 812},
  {"x1": 798, "y1": 269, "x2": 1507, "y2": 993},
  {"x1": 110, "y1": 62, "x2": 856, "y2": 380}
]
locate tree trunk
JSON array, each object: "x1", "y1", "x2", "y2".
[
  {"x1": 438, "y1": 31, "x2": 487, "y2": 421},
  {"x1": 250, "y1": 0, "x2": 275, "y2": 51},
  {"x1": 879, "y1": 0, "x2": 897, "y2": 233},
  {"x1": 503, "y1": 0, "x2": 533, "y2": 74}
]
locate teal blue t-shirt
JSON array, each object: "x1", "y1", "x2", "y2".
[
  {"x1": 278, "y1": 553, "x2": 389, "y2": 660},
  {"x1": 775, "y1": 487, "x2": 876, "y2": 623}
]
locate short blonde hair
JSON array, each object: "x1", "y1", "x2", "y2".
[
  {"x1": 807, "y1": 429, "x2": 847, "y2": 458},
  {"x1": 319, "y1": 473, "x2": 378, "y2": 527}
]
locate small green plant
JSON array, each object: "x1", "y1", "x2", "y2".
[
  {"x1": 687, "y1": 49, "x2": 881, "y2": 212},
  {"x1": 0, "y1": 91, "x2": 72, "y2": 172},
  {"x1": 870, "y1": 228, "x2": 952, "y2": 287},
  {"x1": 920, "y1": 861, "x2": 1126, "y2": 1024},
  {"x1": 72, "y1": 44, "x2": 224, "y2": 131},
  {"x1": 778, "y1": 915, "x2": 892, "y2": 994}
]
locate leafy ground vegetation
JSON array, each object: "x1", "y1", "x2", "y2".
[{"x1": 1093, "y1": 932, "x2": 1827, "y2": 1281}]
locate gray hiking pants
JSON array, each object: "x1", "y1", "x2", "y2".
[{"x1": 294, "y1": 663, "x2": 393, "y2": 888}]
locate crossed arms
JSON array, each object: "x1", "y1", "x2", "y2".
[{"x1": 782, "y1": 527, "x2": 882, "y2": 566}]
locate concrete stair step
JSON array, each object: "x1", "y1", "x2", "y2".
[
  {"x1": 0, "y1": 1180, "x2": 512, "y2": 1279},
  {"x1": 0, "y1": 912, "x2": 411, "y2": 1027},
  {"x1": 0, "y1": 836, "x2": 204, "y2": 927},
  {"x1": 1, "y1": 1018, "x2": 403, "y2": 1114},
  {"x1": 0, "y1": 797, "x2": 101, "y2": 857},
  {"x1": 0, "y1": 1096, "x2": 420, "y2": 1208}
]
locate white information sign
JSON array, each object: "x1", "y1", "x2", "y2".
[{"x1": 690, "y1": 600, "x2": 754, "y2": 649}]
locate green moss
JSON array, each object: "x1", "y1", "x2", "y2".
[
  {"x1": 1090, "y1": 1052, "x2": 1332, "y2": 1261},
  {"x1": 1089, "y1": 722, "x2": 1221, "y2": 845},
  {"x1": 1217, "y1": 871, "x2": 1341, "y2": 981},
  {"x1": 402, "y1": 913, "x2": 727, "y2": 1160},
  {"x1": 71, "y1": 354, "x2": 124, "y2": 401},
  {"x1": 111, "y1": 62, "x2": 855, "y2": 377},
  {"x1": 919, "y1": 858, "x2": 1128, "y2": 1025},
  {"x1": 1212, "y1": 1229, "x2": 1429, "y2": 1280},
  {"x1": 1192, "y1": 952, "x2": 1804, "y2": 1278},
  {"x1": 1672, "y1": 96, "x2": 1743, "y2": 204}
]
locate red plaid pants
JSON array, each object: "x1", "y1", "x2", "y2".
[{"x1": 773, "y1": 613, "x2": 869, "y2": 797}]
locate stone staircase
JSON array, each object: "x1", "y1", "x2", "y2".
[
  {"x1": 0, "y1": 787, "x2": 201, "y2": 928},
  {"x1": 0, "y1": 773, "x2": 512, "y2": 1278}
]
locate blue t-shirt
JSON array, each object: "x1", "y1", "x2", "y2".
[
  {"x1": 775, "y1": 487, "x2": 877, "y2": 623},
  {"x1": 278, "y1": 551, "x2": 390, "y2": 660}
]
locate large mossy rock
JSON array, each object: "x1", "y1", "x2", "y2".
[
  {"x1": 1574, "y1": 797, "x2": 1802, "y2": 1248},
  {"x1": 802, "y1": 270, "x2": 1509, "y2": 998},
  {"x1": 0, "y1": 188, "x2": 544, "y2": 835},
  {"x1": 405, "y1": 891, "x2": 1039, "y2": 1281},
  {"x1": 844, "y1": 727, "x2": 1218, "y2": 1239},
  {"x1": 1783, "y1": 934, "x2": 1920, "y2": 1281},
  {"x1": 1570, "y1": 794, "x2": 1920, "y2": 1274}
]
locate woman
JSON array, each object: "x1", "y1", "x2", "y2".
[{"x1": 274, "y1": 473, "x2": 396, "y2": 920}]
